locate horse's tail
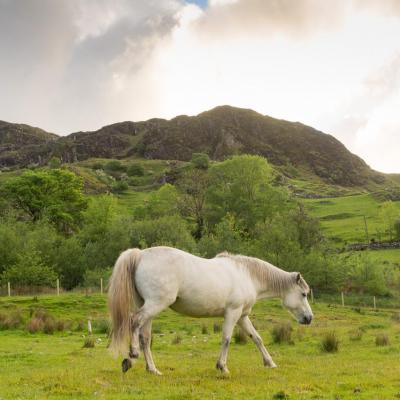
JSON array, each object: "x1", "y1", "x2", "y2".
[{"x1": 108, "y1": 248, "x2": 142, "y2": 355}]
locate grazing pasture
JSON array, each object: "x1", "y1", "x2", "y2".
[{"x1": 1, "y1": 294, "x2": 400, "y2": 399}]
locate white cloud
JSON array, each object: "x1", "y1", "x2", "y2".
[{"x1": 0, "y1": 0, "x2": 399, "y2": 172}]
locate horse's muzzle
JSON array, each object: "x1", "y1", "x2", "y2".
[{"x1": 300, "y1": 315, "x2": 312, "y2": 325}]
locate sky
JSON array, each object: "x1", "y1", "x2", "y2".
[{"x1": 0, "y1": 0, "x2": 399, "y2": 173}]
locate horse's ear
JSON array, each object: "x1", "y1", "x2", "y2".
[{"x1": 296, "y1": 273, "x2": 301, "y2": 284}]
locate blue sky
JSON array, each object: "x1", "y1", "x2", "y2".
[{"x1": 186, "y1": 0, "x2": 208, "y2": 9}]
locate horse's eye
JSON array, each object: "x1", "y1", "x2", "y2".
[{"x1": 302, "y1": 293, "x2": 307, "y2": 297}]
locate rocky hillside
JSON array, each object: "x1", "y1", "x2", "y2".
[{"x1": 0, "y1": 106, "x2": 386, "y2": 186}]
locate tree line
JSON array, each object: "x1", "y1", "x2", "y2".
[{"x1": 0, "y1": 154, "x2": 398, "y2": 296}]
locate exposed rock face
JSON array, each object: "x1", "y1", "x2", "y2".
[{"x1": 0, "y1": 106, "x2": 385, "y2": 186}]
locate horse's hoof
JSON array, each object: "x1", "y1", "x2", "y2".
[
  {"x1": 216, "y1": 362, "x2": 230, "y2": 374},
  {"x1": 122, "y1": 358, "x2": 132, "y2": 373},
  {"x1": 264, "y1": 361, "x2": 277, "y2": 368},
  {"x1": 148, "y1": 368, "x2": 163, "y2": 376}
]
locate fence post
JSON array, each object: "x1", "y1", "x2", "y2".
[
  {"x1": 7, "y1": 282, "x2": 11, "y2": 297},
  {"x1": 341, "y1": 292, "x2": 345, "y2": 307},
  {"x1": 373, "y1": 296, "x2": 376, "y2": 310},
  {"x1": 310, "y1": 288, "x2": 314, "y2": 303},
  {"x1": 100, "y1": 278, "x2": 103, "y2": 295},
  {"x1": 88, "y1": 319, "x2": 92, "y2": 335},
  {"x1": 56, "y1": 278, "x2": 60, "y2": 296}
]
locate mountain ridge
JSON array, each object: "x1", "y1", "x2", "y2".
[{"x1": 0, "y1": 106, "x2": 388, "y2": 186}]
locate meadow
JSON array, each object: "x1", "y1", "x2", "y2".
[{"x1": 1, "y1": 294, "x2": 400, "y2": 399}]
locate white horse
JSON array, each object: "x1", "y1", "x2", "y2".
[{"x1": 108, "y1": 246, "x2": 313, "y2": 375}]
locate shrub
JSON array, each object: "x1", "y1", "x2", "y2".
[
  {"x1": 321, "y1": 331, "x2": 339, "y2": 353},
  {"x1": 201, "y1": 324, "x2": 209, "y2": 335},
  {"x1": 127, "y1": 164, "x2": 145, "y2": 177},
  {"x1": 111, "y1": 180, "x2": 128, "y2": 193},
  {"x1": 105, "y1": 160, "x2": 126, "y2": 172},
  {"x1": 43, "y1": 317, "x2": 56, "y2": 334},
  {"x1": 375, "y1": 333, "x2": 390, "y2": 346},
  {"x1": 172, "y1": 333, "x2": 182, "y2": 344},
  {"x1": 0, "y1": 311, "x2": 23, "y2": 330},
  {"x1": 191, "y1": 153, "x2": 209, "y2": 169},
  {"x1": 94, "y1": 319, "x2": 111, "y2": 335},
  {"x1": 391, "y1": 312, "x2": 400, "y2": 323},
  {"x1": 272, "y1": 323, "x2": 293, "y2": 344},
  {"x1": 213, "y1": 322, "x2": 222, "y2": 333},
  {"x1": 91, "y1": 162, "x2": 104, "y2": 170},
  {"x1": 83, "y1": 337, "x2": 95, "y2": 348},
  {"x1": 233, "y1": 328, "x2": 247, "y2": 344},
  {"x1": 273, "y1": 391, "x2": 289, "y2": 399},
  {"x1": 27, "y1": 317, "x2": 44, "y2": 333},
  {"x1": 349, "y1": 328, "x2": 363, "y2": 341}
]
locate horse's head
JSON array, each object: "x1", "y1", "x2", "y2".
[{"x1": 282, "y1": 273, "x2": 313, "y2": 325}]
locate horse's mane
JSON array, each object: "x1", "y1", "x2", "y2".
[{"x1": 216, "y1": 251, "x2": 309, "y2": 295}]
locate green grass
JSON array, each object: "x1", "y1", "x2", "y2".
[
  {"x1": 2, "y1": 294, "x2": 400, "y2": 399},
  {"x1": 304, "y1": 194, "x2": 400, "y2": 244}
]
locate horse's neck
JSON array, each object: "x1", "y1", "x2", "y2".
[{"x1": 250, "y1": 261, "x2": 292, "y2": 300}]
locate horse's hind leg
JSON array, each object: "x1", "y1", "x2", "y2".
[
  {"x1": 122, "y1": 301, "x2": 168, "y2": 373},
  {"x1": 238, "y1": 315, "x2": 277, "y2": 368},
  {"x1": 139, "y1": 320, "x2": 161, "y2": 375},
  {"x1": 216, "y1": 307, "x2": 243, "y2": 374}
]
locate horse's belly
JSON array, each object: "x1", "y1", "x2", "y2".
[{"x1": 170, "y1": 289, "x2": 228, "y2": 317}]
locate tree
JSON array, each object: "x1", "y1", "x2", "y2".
[
  {"x1": 205, "y1": 155, "x2": 282, "y2": 230},
  {"x1": 379, "y1": 201, "x2": 399, "y2": 241},
  {"x1": 135, "y1": 184, "x2": 179, "y2": 219},
  {"x1": 48, "y1": 157, "x2": 62, "y2": 169},
  {"x1": 177, "y1": 168, "x2": 209, "y2": 238},
  {"x1": 1, "y1": 250, "x2": 57, "y2": 287},
  {"x1": 3, "y1": 169, "x2": 88, "y2": 233}
]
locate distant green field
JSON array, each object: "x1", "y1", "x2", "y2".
[
  {"x1": 1, "y1": 294, "x2": 400, "y2": 399},
  {"x1": 304, "y1": 194, "x2": 400, "y2": 244}
]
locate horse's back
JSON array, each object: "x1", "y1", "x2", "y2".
[{"x1": 135, "y1": 246, "x2": 255, "y2": 317}]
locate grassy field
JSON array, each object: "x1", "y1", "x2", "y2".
[
  {"x1": 1, "y1": 294, "x2": 400, "y2": 399},
  {"x1": 304, "y1": 194, "x2": 400, "y2": 244}
]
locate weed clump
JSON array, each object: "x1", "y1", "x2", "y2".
[
  {"x1": 391, "y1": 312, "x2": 400, "y2": 323},
  {"x1": 233, "y1": 328, "x2": 247, "y2": 344},
  {"x1": 83, "y1": 337, "x2": 95, "y2": 348},
  {"x1": 26, "y1": 317, "x2": 44, "y2": 333},
  {"x1": 172, "y1": 333, "x2": 182, "y2": 344},
  {"x1": 272, "y1": 323, "x2": 293, "y2": 344},
  {"x1": 94, "y1": 319, "x2": 110, "y2": 335},
  {"x1": 0, "y1": 311, "x2": 23, "y2": 330},
  {"x1": 375, "y1": 333, "x2": 390, "y2": 346},
  {"x1": 273, "y1": 390, "x2": 289, "y2": 399},
  {"x1": 201, "y1": 324, "x2": 209, "y2": 335},
  {"x1": 213, "y1": 322, "x2": 222, "y2": 333},
  {"x1": 349, "y1": 328, "x2": 363, "y2": 341},
  {"x1": 321, "y1": 331, "x2": 339, "y2": 353}
]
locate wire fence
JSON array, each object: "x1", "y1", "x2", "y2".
[{"x1": 1, "y1": 281, "x2": 399, "y2": 310}]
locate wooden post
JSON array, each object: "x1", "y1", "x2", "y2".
[
  {"x1": 310, "y1": 288, "x2": 314, "y2": 303},
  {"x1": 373, "y1": 296, "x2": 376, "y2": 310},
  {"x1": 341, "y1": 292, "x2": 345, "y2": 307},
  {"x1": 363, "y1": 215, "x2": 369, "y2": 244},
  {"x1": 7, "y1": 282, "x2": 11, "y2": 297},
  {"x1": 100, "y1": 278, "x2": 103, "y2": 295},
  {"x1": 88, "y1": 319, "x2": 92, "y2": 335},
  {"x1": 56, "y1": 279, "x2": 60, "y2": 296}
]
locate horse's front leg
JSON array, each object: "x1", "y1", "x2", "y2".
[
  {"x1": 216, "y1": 307, "x2": 243, "y2": 374},
  {"x1": 237, "y1": 315, "x2": 277, "y2": 368}
]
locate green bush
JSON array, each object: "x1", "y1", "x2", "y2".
[
  {"x1": 111, "y1": 180, "x2": 128, "y2": 193},
  {"x1": 105, "y1": 160, "x2": 126, "y2": 172},
  {"x1": 1, "y1": 251, "x2": 57, "y2": 287},
  {"x1": 191, "y1": 153, "x2": 209, "y2": 169}
]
